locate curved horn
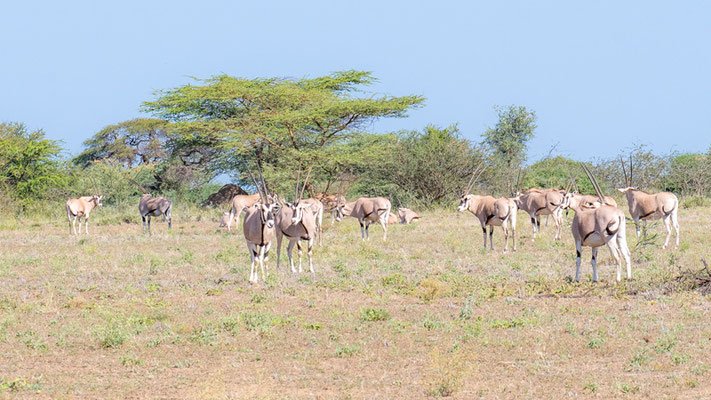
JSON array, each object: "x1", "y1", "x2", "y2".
[{"x1": 629, "y1": 154, "x2": 633, "y2": 187}]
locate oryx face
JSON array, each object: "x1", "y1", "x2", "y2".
[
  {"x1": 93, "y1": 195, "x2": 104, "y2": 207},
  {"x1": 457, "y1": 195, "x2": 472, "y2": 212},
  {"x1": 256, "y1": 203, "x2": 279, "y2": 228},
  {"x1": 285, "y1": 202, "x2": 311, "y2": 225}
]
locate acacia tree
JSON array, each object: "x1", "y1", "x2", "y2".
[
  {"x1": 482, "y1": 105, "x2": 537, "y2": 194},
  {"x1": 141, "y1": 70, "x2": 425, "y2": 189}
]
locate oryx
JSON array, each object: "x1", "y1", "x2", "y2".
[
  {"x1": 316, "y1": 192, "x2": 346, "y2": 225},
  {"x1": 65, "y1": 195, "x2": 104, "y2": 235},
  {"x1": 457, "y1": 167, "x2": 517, "y2": 252},
  {"x1": 275, "y1": 167, "x2": 318, "y2": 273},
  {"x1": 572, "y1": 164, "x2": 632, "y2": 282},
  {"x1": 226, "y1": 193, "x2": 261, "y2": 232},
  {"x1": 336, "y1": 196, "x2": 392, "y2": 241},
  {"x1": 297, "y1": 197, "x2": 324, "y2": 245},
  {"x1": 513, "y1": 187, "x2": 567, "y2": 241},
  {"x1": 242, "y1": 165, "x2": 280, "y2": 284},
  {"x1": 397, "y1": 207, "x2": 421, "y2": 224},
  {"x1": 129, "y1": 179, "x2": 173, "y2": 234},
  {"x1": 618, "y1": 156, "x2": 679, "y2": 249}
]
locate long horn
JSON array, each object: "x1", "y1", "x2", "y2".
[
  {"x1": 127, "y1": 178, "x2": 147, "y2": 194},
  {"x1": 619, "y1": 156, "x2": 629, "y2": 187},
  {"x1": 255, "y1": 160, "x2": 269, "y2": 201},
  {"x1": 299, "y1": 165, "x2": 313, "y2": 201},
  {"x1": 248, "y1": 168, "x2": 264, "y2": 203},
  {"x1": 294, "y1": 168, "x2": 301, "y2": 203},
  {"x1": 629, "y1": 154, "x2": 633, "y2": 187},
  {"x1": 580, "y1": 163, "x2": 606, "y2": 205}
]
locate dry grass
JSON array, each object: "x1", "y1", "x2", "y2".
[{"x1": 1, "y1": 206, "x2": 710, "y2": 399}]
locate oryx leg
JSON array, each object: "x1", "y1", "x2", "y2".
[
  {"x1": 147, "y1": 216, "x2": 152, "y2": 235},
  {"x1": 142, "y1": 215, "x2": 147, "y2": 233},
  {"x1": 227, "y1": 207, "x2": 237, "y2": 232},
  {"x1": 364, "y1": 220, "x2": 372, "y2": 241},
  {"x1": 263, "y1": 242, "x2": 272, "y2": 278},
  {"x1": 574, "y1": 241, "x2": 583, "y2": 282},
  {"x1": 287, "y1": 239, "x2": 297, "y2": 273},
  {"x1": 85, "y1": 214, "x2": 90, "y2": 234},
  {"x1": 671, "y1": 208, "x2": 680, "y2": 248},
  {"x1": 166, "y1": 209, "x2": 172, "y2": 230},
  {"x1": 536, "y1": 216, "x2": 541, "y2": 233},
  {"x1": 501, "y1": 225, "x2": 509, "y2": 254},
  {"x1": 481, "y1": 226, "x2": 487, "y2": 249},
  {"x1": 634, "y1": 218, "x2": 641, "y2": 240},
  {"x1": 359, "y1": 219, "x2": 366, "y2": 240},
  {"x1": 275, "y1": 232, "x2": 283, "y2": 270},
  {"x1": 553, "y1": 212, "x2": 562, "y2": 240},
  {"x1": 488, "y1": 225, "x2": 495, "y2": 251},
  {"x1": 606, "y1": 238, "x2": 622, "y2": 282},
  {"x1": 530, "y1": 216, "x2": 537, "y2": 241},
  {"x1": 296, "y1": 239, "x2": 303, "y2": 273},
  {"x1": 617, "y1": 227, "x2": 632, "y2": 280},
  {"x1": 248, "y1": 244, "x2": 257, "y2": 283},
  {"x1": 510, "y1": 212, "x2": 517, "y2": 252},
  {"x1": 662, "y1": 214, "x2": 672, "y2": 249},
  {"x1": 591, "y1": 246, "x2": 599, "y2": 283},
  {"x1": 258, "y1": 245, "x2": 267, "y2": 282},
  {"x1": 380, "y1": 211, "x2": 388, "y2": 242},
  {"x1": 307, "y1": 237, "x2": 314, "y2": 273},
  {"x1": 71, "y1": 215, "x2": 78, "y2": 236}
]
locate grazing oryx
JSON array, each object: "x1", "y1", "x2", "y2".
[
  {"x1": 66, "y1": 195, "x2": 103, "y2": 235},
  {"x1": 316, "y1": 192, "x2": 346, "y2": 225},
  {"x1": 336, "y1": 197, "x2": 392, "y2": 241},
  {"x1": 275, "y1": 168, "x2": 318, "y2": 273},
  {"x1": 397, "y1": 208, "x2": 421, "y2": 224},
  {"x1": 514, "y1": 186, "x2": 568, "y2": 241},
  {"x1": 572, "y1": 164, "x2": 631, "y2": 282},
  {"x1": 226, "y1": 193, "x2": 261, "y2": 232},
  {"x1": 243, "y1": 166, "x2": 281, "y2": 284},
  {"x1": 457, "y1": 168, "x2": 517, "y2": 252},
  {"x1": 618, "y1": 156, "x2": 679, "y2": 248}
]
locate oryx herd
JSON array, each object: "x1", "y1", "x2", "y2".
[{"x1": 64, "y1": 157, "x2": 679, "y2": 285}]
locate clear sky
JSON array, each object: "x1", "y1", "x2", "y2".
[{"x1": 2, "y1": 1, "x2": 709, "y2": 162}]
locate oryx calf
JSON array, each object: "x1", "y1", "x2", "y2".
[
  {"x1": 227, "y1": 193, "x2": 261, "y2": 232},
  {"x1": 139, "y1": 194, "x2": 172, "y2": 234},
  {"x1": 66, "y1": 195, "x2": 103, "y2": 235},
  {"x1": 336, "y1": 197, "x2": 392, "y2": 241},
  {"x1": 458, "y1": 195, "x2": 517, "y2": 252},
  {"x1": 243, "y1": 202, "x2": 280, "y2": 283},
  {"x1": 618, "y1": 188, "x2": 679, "y2": 249}
]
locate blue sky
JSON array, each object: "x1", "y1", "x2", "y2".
[{"x1": 2, "y1": 1, "x2": 709, "y2": 162}]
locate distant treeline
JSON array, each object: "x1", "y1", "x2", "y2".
[{"x1": 2, "y1": 71, "x2": 710, "y2": 216}]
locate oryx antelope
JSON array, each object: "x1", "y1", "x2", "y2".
[
  {"x1": 387, "y1": 212, "x2": 398, "y2": 225},
  {"x1": 275, "y1": 167, "x2": 318, "y2": 273},
  {"x1": 65, "y1": 195, "x2": 103, "y2": 235},
  {"x1": 572, "y1": 164, "x2": 631, "y2": 282},
  {"x1": 457, "y1": 170, "x2": 516, "y2": 252},
  {"x1": 618, "y1": 156, "x2": 679, "y2": 248},
  {"x1": 316, "y1": 192, "x2": 346, "y2": 225},
  {"x1": 565, "y1": 192, "x2": 618, "y2": 211},
  {"x1": 297, "y1": 197, "x2": 324, "y2": 245},
  {"x1": 336, "y1": 197, "x2": 392, "y2": 241},
  {"x1": 397, "y1": 207, "x2": 421, "y2": 224},
  {"x1": 242, "y1": 166, "x2": 281, "y2": 284},
  {"x1": 226, "y1": 193, "x2": 261, "y2": 232},
  {"x1": 514, "y1": 187, "x2": 567, "y2": 241},
  {"x1": 139, "y1": 193, "x2": 173, "y2": 234}
]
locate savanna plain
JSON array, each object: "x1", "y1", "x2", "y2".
[{"x1": 1, "y1": 203, "x2": 710, "y2": 399}]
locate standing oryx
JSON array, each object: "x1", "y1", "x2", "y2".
[
  {"x1": 297, "y1": 197, "x2": 324, "y2": 245},
  {"x1": 66, "y1": 195, "x2": 104, "y2": 235},
  {"x1": 242, "y1": 166, "x2": 281, "y2": 284},
  {"x1": 316, "y1": 192, "x2": 346, "y2": 225},
  {"x1": 618, "y1": 156, "x2": 679, "y2": 248},
  {"x1": 457, "y1": 169, "x2": 517, "y2": 252},
  {"x1": 275, "y1": 167, "x2": 318, "y2": 274},
  {"x1": 514, "y1": 186, "x2": 567, "y2": 241},
  {"x1": 226, "y1": 193, "x2": 261, "y2": 232},
  {"x1": 572, "y1": 164, "x2": 631, "y2": 282},
  {"x1": 336, "y1": 196, "x2": 392, "y2": 241},
  {"x1": 129, "y1": 179, "x2": 173, "y2": 234}
]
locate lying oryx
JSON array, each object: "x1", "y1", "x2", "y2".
[
  {"x1": 139, "y1": 193, "x2": 173, "y2": 234},
  {"x1": 572, "y1": 164, "x2": 631, "y2": 282},
  {"x1": 618, "y1": 156, "x2": 679, "y2": 248},
  {"x1": 458, "y1": 195, "x2": 517, "y2": 252},
  {"x1": 513, "y1": 187, "x2": 566, "y2": 241},
  {"x1": 336, "y1": 197, "x2": 392, "y2": 241},
  {"x1": 66, "y1": 195, "x2": 103, "y2": 235},
  {"x1": 397, "y1": 207, "x2": 421, "y2": 224},
  {"x1": 226, "y1": 193, "x2": 261, "y2": 232}
]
